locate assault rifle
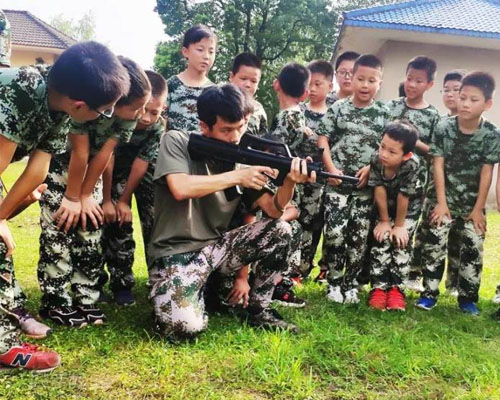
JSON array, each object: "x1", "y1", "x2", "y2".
[{"x1": 187, "y1": 133, "x2": 359, "y2": 200}]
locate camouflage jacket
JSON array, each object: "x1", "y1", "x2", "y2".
[
  {"x1": 0, "y1": 10, "x2": 11, "y2": 67},
  {"x1": 317, "y1": 98, "x2": 390, "y2": 184},
  {"x1": 428, "y1": 116, "x2": 500, "y2": 217},
  {"x1": 299, "y1": 103, "x2": 326, "y2": 161},
  {"x1": 0, "y1": 65, "x2": 70, "y2": 156},
  {"x1": 368, "y1": 151, "x2": 423, "y2": 219},
  {"x1": 113, "y1": 118, "x2": 165, "y2": 181},
  {"x1": 386, "y1": 97, "x2": 440, "y2": 154},
  {"x1": 246, "y1": 99, "x2": 268, "y2": 137},
  {"x1": 166, "y1": 75, "x2": 213, "y2": 134}
]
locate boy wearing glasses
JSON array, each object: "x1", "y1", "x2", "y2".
[
  {"x1": 327, "y1": 51, "x2": 360, "y2": 106},
  {"x1": 37, "y1": 57, "x2": 151, "y2": 328}
]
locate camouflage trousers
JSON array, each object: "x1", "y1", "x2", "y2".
[
  {"x1": 101, "y1": 167, "x2": 155, "y2": 292},
  {"x1": 37, "y1": 156, "x2": 104, "y2": 309},
  {"x1": 0, "y1": 244, "x2": 20, "y2": 353},
  {"x1": 420, "y1": 201, "x2": 485, "y2": 303},
  {"x1": 322, "y1": 189, "x2": 373, "y2": 291},
  {"x1": 149, "y1": 218, "x2": 292, "y2": 339},
  {"x1": 412, "y1": 214, "x2": 462, "y2": 289},
  {"x1": 295, "y1": 182, "x2": 325, "y2": 274},
  {"x1": 370, "y1": 217, "x2": 418, "y2": 290}
]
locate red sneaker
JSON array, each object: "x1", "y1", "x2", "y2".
[
  {"x1": 0, "y1": 343, "x2": 61, "y2": 373},
  {"x1": 369, "y1": 288, "x2": 388, "y2": 310},
  {"x1": 387, "y1": 287, "x2": 406, "y2": 311}
]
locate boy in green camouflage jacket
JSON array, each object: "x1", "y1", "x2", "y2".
[
  {"x1": 416, "y1": 72, "x2": 500, "y2": 316},
  {"x1": 317, "y1": 54, "x2": 390, "y2": 305}
]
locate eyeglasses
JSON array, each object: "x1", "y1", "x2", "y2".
[
  {"x1": 441, "y1": 88, "x2": 460, "y2": 94},
  {"x1": 93, "y1": 105, "x2": 115, "y2": 118},
  {"x1": 336, "y1": 69, "x2": 353, "y2": 78}
]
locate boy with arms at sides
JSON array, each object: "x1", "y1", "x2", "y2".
[
  {"x1": 167, "y1": 25, "x2": 216, "y2": 134},
  {"x1": 0, "y1": 41, "x2": 128, "y2": 372},
  {"x1": 416, "y1": 72, "x2": 499, "y2": 316},
  {"x1": 149, "y1": 84, "x2": 315, "y2": 341},
  {"x1": 297, "y1": 60, "x2": 333, "y2": 279},
  {"x1": 368, "y1": 121, "x2": 422, "y2": 311},
  {"x1": 101, "y1": 71, "x2": 167, "y2": 306},
  {"x1": 317, "y1": 54, "x2": 390, "y2": 305},
  {"x1": 37, "y1": 57, "x2": 151, "y2": 327},
  {"x1": 440, "y1": 70, "x2": 466, "y2": 297},
  {"x1": 386, "y1": 56, "x2": 441, "y2": 291},
  {"x1": 230, "y1": 52, "x2": 268, "y2": 137}
]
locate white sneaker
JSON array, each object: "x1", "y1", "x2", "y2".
[
  {"x1": 343, "y1": 288, "x2": 360, "y2": 304},
  {"x1": 405, "y1": 279, "x2": 423, "y2": 293},
  {"x1": 327, "y1": 285, "x2": 344, "y2": 303},
  {"x1": 492, "y1": 292, "x2": 500, "y2": 304}
]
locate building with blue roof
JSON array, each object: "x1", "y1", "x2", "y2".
[{"x1": 333, "y1": 0, "x2": 500, "y2": 125}]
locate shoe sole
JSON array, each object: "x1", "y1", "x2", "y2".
[
  {"x1": 415, "y1": 304, "x2": 434, "y2": 311},
  {"x1": 0, "y1": 364, "x2": 59, "y2": 374},
  {"x1": 24, "y1": 329, "x2": 52, "y2": 340},
  {"x1": 272, "y1": 300, "x2": 306, "y2": 308},
  {"x1": 115, "y1": 301, "x2": 136, "y2": 307},
  {"x1": 49, "y1": 317, "x2": 88, "y2": 328},
  {"x1": 387, "y1": 306, "x2": 406, "y2": 311}
]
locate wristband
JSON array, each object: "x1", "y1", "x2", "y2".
[
  {"x1": 273, "y1": 194, "x2": 285, "y2": 213},
  {"x1": 63, "y1": 193, "x2": 80, "y2": 203}
]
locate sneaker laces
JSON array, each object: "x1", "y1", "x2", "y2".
[
  {"x1": 11, "y1": 307, "x2": 33, "y2": 322},
  {"x1": 21, "y1": 343, "x2": 42, "y2": 352}
]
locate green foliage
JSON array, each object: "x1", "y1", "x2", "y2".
[
  {"x1": 50, "y1": 10, "x2": 96, "y2": 42},
  {"x1": 153, "y1": 0, "x2": 403, "y2": 121},
  {"x1": 3, "y1": 161, "x2": 500, "y2": 399}
]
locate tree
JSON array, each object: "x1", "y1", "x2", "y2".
[
  {"x1": 154, "y1": 0, "x2": 400, "y2": 119},
  {"x1": 50, "y1": 11, "x2": 96, "y2": 42}
]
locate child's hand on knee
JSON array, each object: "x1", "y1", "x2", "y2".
[
  {"x1": 467, "y1": 208, "x2": 486, "y2": 235},
  {"x1": 390, "y1": 225, "x2": 409, "y2": 248},
  {"x1": 374, "y1": 221, "x2": 392, "y2": 242},
  {"x1": 430, "y1": 202, "x2": 451, "y2": 227}
]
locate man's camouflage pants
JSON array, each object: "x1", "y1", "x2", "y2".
[
  {"x1": 101, "y1": 167, "x2": 155, "y2": 292},
  {"x1": 149, "y1": 218, "x2": 292, "y2": 339},
  {"x1": 420, "y1": 202, "x2": 485, "y2": 303},
  {"x1": 295, "y1": 182, "x2": 325, "y2": 274},
  {"x1": 37, "y1": 156, "x2": 104, "y2": 309},
  {"x1": 322, "y1": 188, "x2": 373, "y2": 291},
  {"x1": 370, "y1": 217, "x2": 418, "y2": 290}
]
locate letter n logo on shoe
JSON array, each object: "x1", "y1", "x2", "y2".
[{"x1": 12, "y1": 353, "x2": 32, "y2": 367}]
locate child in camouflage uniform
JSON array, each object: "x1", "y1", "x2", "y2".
[
  {"x1": 166, "y1": 25, "x2": 216, "y2": 133},
  {"x1": 296, "y1": 60, "x2": 334, "y2": 279},
  {"x1": 149, "y1": 84, "x2": 315, "y2": 341},
  {"x1": 37, "y1": 57, "x2": 151, "y2": 328},
  {"x1": 368, "y1": 121, "x2": 422, "y2": 312},
  {"x1": 440, "y1": 70, "x2": 466, "y2": 297},
  {"x1": 386, "y1": 56, "x2": 441, "y2": 292},
  {"x1": 229, "y1": 52, "x2": 268, "y2": 137},
  {"x1": 325, "y1": 51, "x2": 360, "y2": 107},
  {"x1": 317, "y1": 54, "x2": 389, "y2": 305},
  {"x1": 101, "y1": 71, "x2": 167, "y2": 306},
  {"x1": 0, "y1": 42, "x2": 128, "y2": 372},
  {"x1": 416, "y1": 72, "x2": 500, "y2": 316}
]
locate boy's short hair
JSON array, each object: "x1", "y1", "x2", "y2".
[
  {"x1": 116, "y1": 56, "x2": 151, "y2": 106},
  {"x1": 383, "y1": 120, "x2": 419, "y2": 154},
  {"x1": 398, "y1": 81, "x2": 406, "y2": 97},
  {"x1": 231, "y1": 52, "x2": 262, "y2": 75},
  {"x1": 334, "y1": 51, "x2": 360, "y2": 71},
  {"x1": 461, "y1": 71, "x2": 496, "y2": 101},
  {"x1": 443, "y1": 69, "x2": 466, "y2": 85},
  {"x1": 277, "y1": 62, "x2": 310, "y2": 98},
  {"x1": 197, "y1": 84, "x2": 246, "y2": 129},
  {"x1": 353, "y1": 54, "x2": 383, "y2": 75},
  {"x1": 145, "y1": 70, "x2": 167, "y2": 98},
  {"x1": 182, "y1": 24, "x2": 217, "y2": 48},
  {"x1": 307, "y1": 60, "x2": 334, "y2": 81},
  {"x1": 48, "y1": 41, "x2": 130, "y2": 109},
  {"x1": 406, "y1": 56, "x2": 437, "y2": 82}
]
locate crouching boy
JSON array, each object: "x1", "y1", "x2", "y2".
[
  {"x1": 148, "y1": 84, "x2": 315, "y2": 341},
  {"x1": 368, "y1": 121, "x2": 422, "y2": 311}
]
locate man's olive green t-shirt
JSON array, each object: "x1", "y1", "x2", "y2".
[{"x1": 149, "y1": 130, "x2": 266, "y2": 262}]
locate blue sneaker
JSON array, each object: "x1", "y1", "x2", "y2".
[
  {"x1": 415, "y1": 297, "x2": 437, "y2": 311},
  {"x1": 459, "y1": 301, "x2": 479, "y2": 316}
]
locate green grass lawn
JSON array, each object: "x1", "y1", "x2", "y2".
[{"x1": 2, "y1": 161, "x2": 500, "y2": 400}]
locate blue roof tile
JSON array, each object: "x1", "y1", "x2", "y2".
[{"x1": 343, "y1": 0, "x2": 500, "y2": 39}]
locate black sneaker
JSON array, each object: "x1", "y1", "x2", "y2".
[
  {"x1": 77, "y1": 305, "x2": 107, "y2": 325},
  {"x1": 39, "y1": 307, "x2": 88, "y2": 328},
  {"x1": 113, "y1": 289, "x2": 136, "y2": 306},
  {"x1": 272, "y1": 284, "x2": 306, "y2": 308},
  {"x1": 247, "y1": 308, "x2": 298, "y2": 333},
  {"x1": 97, "y1": 290, "x2": 112, "y2": 304}
]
